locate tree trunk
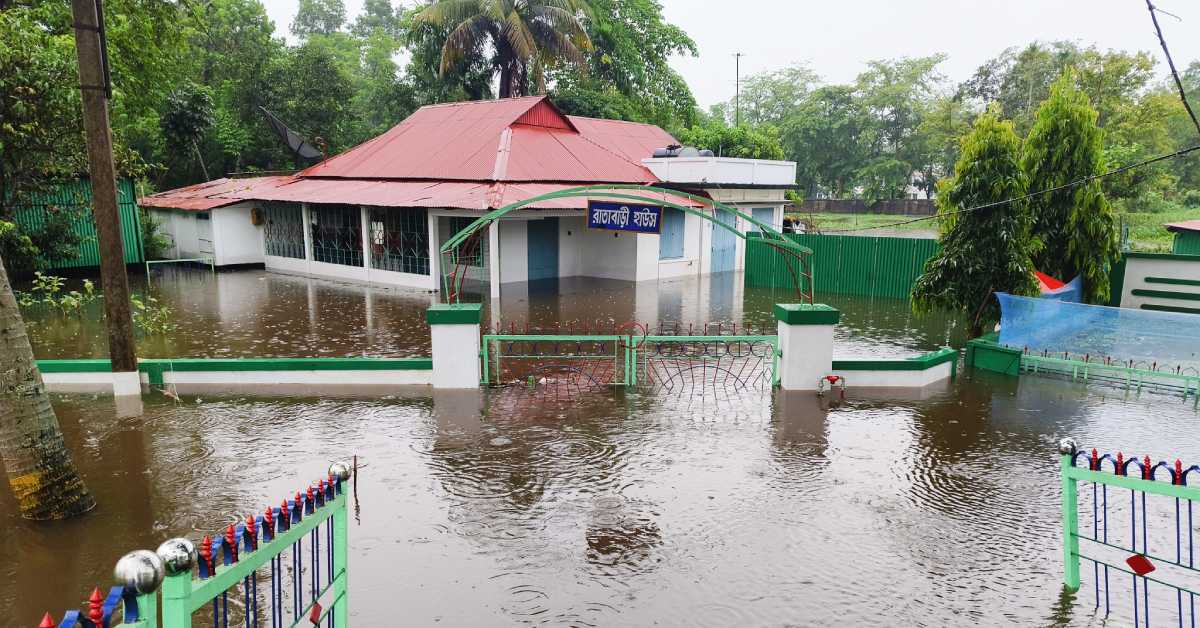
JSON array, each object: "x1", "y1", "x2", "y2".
[
  {"x1": 0, "y1": 255, "x2": 96, "y2": 519},
  {"x1": 499, "y1": 66, "x2": 512, "y2": 99}
]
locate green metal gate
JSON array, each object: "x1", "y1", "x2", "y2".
[{"x1": 480, "y1": 324, "x2": 779, "y2": 399}]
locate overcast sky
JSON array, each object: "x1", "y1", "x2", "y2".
[{"x1": 260, "y1": 0, "x2": 1200, "y2": 107}]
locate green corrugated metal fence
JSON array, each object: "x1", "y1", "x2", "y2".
[
  {"x1": 746, "y1": 233, "x2": 939, "y2": 299},
  {"x1": 8, "y1": 179, "x2": 144, "y2": 268}
]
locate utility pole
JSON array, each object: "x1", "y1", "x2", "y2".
[
  {"x1": 70, "y1": 0, "x2": 138, "y2": 379},
  {"x1": 734, "y1": 52, "x2": 744, "y2": 127}
]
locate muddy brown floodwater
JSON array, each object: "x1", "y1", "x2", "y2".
[{"x1": 5, "y1": 268, "x2": 1195, "y2": 625}]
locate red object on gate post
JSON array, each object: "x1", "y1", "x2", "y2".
[
  {"x1": 39, "y1": 612, "x2": 55, "y2": 628},
  {"x1": 309, "y1": 601, "x2": 323, "y2": 625}
]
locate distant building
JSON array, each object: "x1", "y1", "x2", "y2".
[
  {"x1": 141, "y1": 96, "x2": 796, "y2": 294},
  {"x1": 1166, "y1": 220, "x2": 1200, "y2": 256}
]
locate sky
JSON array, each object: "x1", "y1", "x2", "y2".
[{"x1": 260, "y1": 0, "x2": 1200, "y2": 108}]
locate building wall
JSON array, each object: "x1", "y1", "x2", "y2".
[
  {"x1": 498, "y1": 219, "x2": 529, "y2": 283},
  {"x1": 211, "y1": 204, "x2": 265, "y2": 265},
  {"x1": 1174, "y1": 232, "x2": 1200, "y2": 256}
]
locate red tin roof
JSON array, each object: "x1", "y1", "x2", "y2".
[
  {"x1": 1166, "y1": 220, "x2": 1200, "y2": 234},
  {"x1": 142, "y1": 96, "x2": 683, "y2": 211}
]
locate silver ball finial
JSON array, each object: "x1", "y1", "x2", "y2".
[
  {"x1": 328, "y1": 461, "x2": 351, "y2": 482},
  {"x1": 113, "y1": 549, "x2": 166, "y2": 594},
  {"x1": 156, "y1": 538, "x2": 197, "y2": 576},
  {"x1": 1058, "y1": 438, "x2": 1078, "y2": 456}
]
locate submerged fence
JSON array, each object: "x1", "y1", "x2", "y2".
[
  {"x1": 1060, "y1": 439, "x2": 1200, "y2": 626},
  {"x1": 744, "y1": 233, "x2": 938, "y2": 299},
  {"x1": 41, "y1": 463, "x2": 350, "y2": 628},
  {"x1": 8, "y1": 179, "x2": 144, "y2": 269}
]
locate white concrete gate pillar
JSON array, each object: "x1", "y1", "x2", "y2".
[
  {"x1": 428, "y1": 303, "x2": 482, "y2": 389},
  {"x1": 775, "y1": 303, "x2": 840, "y2": 391}
]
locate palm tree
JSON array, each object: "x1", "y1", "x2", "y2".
[
  {"x1": 0, "y1": 254, "x2": 95, "y2": 519},
  {"x1": 417, "y1": 0, "x2": 592, "y2": 98}
]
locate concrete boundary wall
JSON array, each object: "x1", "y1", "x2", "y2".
[
  {"x1": 38, "y1": 357, "x2": 433, "y2": 394},
  {"x1": 831, "y1": 347, "x2": 958, "y2": 388}
]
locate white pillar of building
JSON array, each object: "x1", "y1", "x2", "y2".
[
  {"x1": 428, "y1": 303, "x2": 482, "y2": 389},
  {"x1": 776, "y1": 303, "x2": 840, "y2": 391},
  {"x1": 301, "y1": 203, "x2": 313, "y2": 262},
  {"x1": 488, "y1": 221, "x2": 501, "y2": 299}
]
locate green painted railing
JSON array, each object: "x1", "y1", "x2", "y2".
[
  {"x1": 746, "y1": 232, "x2": 938, "y2": 299},
  {"x1": 43, "y1": 466, "x2": 350, "y2": 628},
  {"x1": 1020, "y1": 353, "x2": 1199, "y2": 404},
  {"x1": 1059, "y1": 440, "x2": 1200, "y2": 625},
  {"x1": 8, "y1": 179, "x2": 144, "y2": 269}
]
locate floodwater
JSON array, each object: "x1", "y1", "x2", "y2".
[
  {"x1": 6, "y1": 268, "x2": 1195, "y2": 626},
  {"x1": 21, "y1": 268, "x2": 964, "y2": 360}
]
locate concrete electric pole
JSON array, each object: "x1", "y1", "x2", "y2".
[
  {"x1": 734, "y1": 52, "x2": 743, "y2": 127},
  {"x1": 70, "y1": 0, "x2": 139, "y2": 386}
]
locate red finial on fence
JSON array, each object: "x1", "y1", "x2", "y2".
[
  {"x1": 265, "y1": 507, "x2": 274, "y2": 533},
  {"x1": 246, "y1": 515, "x2": 257, "y2": 548},
  {"x1": 39, "y1": 612, "x2": 54, "y2": 628},
  {"x1": 1091, "y1": 448, "x2": 1098, "y2": 470},
  {"x1": 225, "y1": 524, "x2": 238, "y2": 562},
  {"x1": 201, "y1": 535, "x2": 213, "y2": 573},
  {"x1": 88, "y1": 588, "x2": 103, "y2": 624},
  {"x1": 307, "y1": 485, "x2": 315, "y2": 503},
  {"x1": 1177, "y1": 460, "x2": 1184, "y2": 485},
  {"x1": 1117, "y1": 452, "x2": 1124, "y2": 475},
  {"x1": 1144, "y1": 455, "x2": 1152, "y2": 480}
]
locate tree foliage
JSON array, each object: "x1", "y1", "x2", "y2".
[
  {"x1": 291, "y1": 0, "x2": 346, "y2": 38},
  {"x1": 676, "y1": 121, "x2": 786, "y2": 160},
  {"x1": 1022, "y1": 72, "x2": 1118, "y2": 304},
  {"x1": 912, "y1": 108, "x2": 1038, "y2": 337},
  {"x1": 416, "y1": 0, "x2": 592, "y2": 98}
]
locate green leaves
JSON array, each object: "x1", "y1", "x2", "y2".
[
  {"x1": 1023, "y1": 72, "x2": 1118, "y2": 304},
  {"x1": 912, "y1": 108, "x2": 1038, "y2": 336}
]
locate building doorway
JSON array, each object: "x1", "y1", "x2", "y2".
[
  {"x1": 527, "y1": 217, "x2": 559, "y2": 281},
  {"x1": 711, "y1": 208, "x2": 736, "y2": 273}
]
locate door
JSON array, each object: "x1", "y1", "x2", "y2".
[
  {"x1": 196, "y1": 212, "x2": 214, "y2": 255},
  {"x1": 527, "y1": 217, "x2": 559, "y2": 281},
  {"x1": 749, "y1": 207, "x2": 775, "y2": 233},
  {"x1": 710, "y1": 208, "x2": 736, "y2": 273}
]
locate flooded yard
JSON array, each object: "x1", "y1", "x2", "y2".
[{"x1": 6, "y1": 268, "x2": 1191, "y2": 625}]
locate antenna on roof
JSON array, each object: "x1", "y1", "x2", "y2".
[{"x1": 259, "y1": 107, "x2": 324, "y2": 163}]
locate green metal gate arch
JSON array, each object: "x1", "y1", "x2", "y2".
[{"x1": 438, "y1": 184, "x2": 813, "y2": 302}]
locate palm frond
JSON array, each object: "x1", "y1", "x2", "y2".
[
  {"x1": 416, "y1": 0, "x2": 485, "y2": 26},
  {"x1": 501, "y1": 9, "x2": 538, "y2": 60},
  {"x1": 440, "y1": 15, "x2": 491, "y2": 76},
  {"x1": 529, "y1": 4, "x2": 591, "y2": 51}
]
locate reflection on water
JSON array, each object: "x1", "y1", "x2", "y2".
[
  {"x1": 22, "y1": 268, "x2": 965, "y2": 359},
  {"x1": 4, "y1": 376, "x2": 1198, "y2": 625}
]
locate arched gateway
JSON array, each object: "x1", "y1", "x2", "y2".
[{"x1": 439, "y1": 184, "x2": 814, "y2": 304}]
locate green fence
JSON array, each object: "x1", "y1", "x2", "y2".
[
  {"x1": 745, "y1": 233, "x2": 938, "y2": 299},
  {"x1": 8, "y1": 179, "x2": 144, "y2": 269}
]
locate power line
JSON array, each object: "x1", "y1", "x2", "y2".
[
  {"x1": 819, "y1": 143, "x2": 1200, "y2": 234},
  {"x1": 1146, "y1": 0, "x2": 1200, "y2": 139}
]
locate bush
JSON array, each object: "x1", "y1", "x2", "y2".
[
  {"x1": 140, "y1": 209, "x2": 172, "y2": 260},
  {"x1": 27, "y1": 206, "x2": 83, "y2": 266},
  {"x1": 1183, "y1": 190, "x2": 1200, "y2": 208},
  {"x1": 0, "y1": 220, "x2": 40, "y2": 273}
]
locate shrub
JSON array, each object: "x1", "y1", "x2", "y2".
[{"x1": 1183, "y1": 190, "x2": 1200, "y2": 208}]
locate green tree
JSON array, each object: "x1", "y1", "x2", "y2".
[
  {"x1": 731, "y1": 63, "x2": 820, "y2": 127},
  {"x1": 351, "y1": 0, "x2": 400, "y2": 38},
  {"x1": 161, "y1": 83, "x2": 216, "y2": 179},
  {"x1": 780, "y1": 85, "x2": 870, "y2": 197},
  {"x1": 268, "y1": 40, "x2": 357, "y2": 154},
  {"x1": 912, "y1": 108, "x2": 1038, "y2": 337},
  {"x1": 1022, "y1": 72, "x2": 1118, "y2": 304},
  {"x1": 416, "y1": 0, "x2": 592, "y2": 98},
  {"x1": 551, "y1": 0, "x2": 697, "y2": 130},
  {"x1": 0, "y1": 4, "x2": 85, "y2": 216},
  {"x1": 402, "y1": 4, "x2": 494, "y2": 104},
  {"x1": 854, "y1": 55, "x2": 947, "y2": 199},
  {"x1": 291, "y1": 0, "x2": 346, "y2": 38},
  {"x1": 675, "y1": 121, "x2": 785, "y2": 160}
]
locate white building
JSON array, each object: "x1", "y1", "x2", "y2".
[{"x1": 142, "y1": 96, "x2": 797, "y2": 295}]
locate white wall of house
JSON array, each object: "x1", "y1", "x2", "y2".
[
  {"x1": 211, "y1": 204, "x2": 264, "y2": 265},
  {"x1": 498, "y1": 218, "x2": 529, "y2": 283},
  {"x1": 1120, "y1": 254, "x2": 1200, "y2": 310}
]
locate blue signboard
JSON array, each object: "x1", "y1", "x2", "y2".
[{"x1": 587, "y1": 201, "x2": 662, "y2": 234}]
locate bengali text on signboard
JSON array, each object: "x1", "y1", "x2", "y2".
[{"x1": 586, "y1": 201, "x2": 662, "y2": 234}]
